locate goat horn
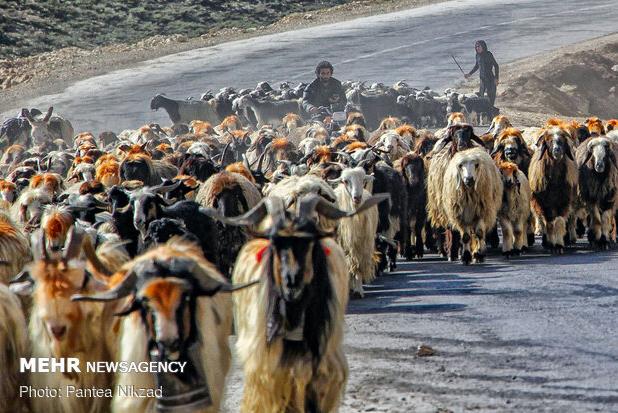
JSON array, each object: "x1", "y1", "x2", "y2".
[
  {"x1": 172, "y1": 258, "x2": 260, "y2": 296},
  {"x1": 299, "y1": 193, "x2": 389, "y2": 220},
  {"x1": 82, "y1": 235, "x2": 112, "y2": 276},
  {"x1": 43, "y1": 107, "x2": 53, "y2": 123},
  {"x1": 199, "y1": 198, "x2": 268, "y2": 227},
  {"x1": 219, "y1": 142, "x2": 231, "y2": 167},
  {"x1": 154, "y1": 180, "x2": 182, "y2": 194},
  {"x1": 71, "y1": 270, "x2": 137, "y2": 302},
  {"x1": 63, "y1": 226, "x2": 85, "y2": 263}
]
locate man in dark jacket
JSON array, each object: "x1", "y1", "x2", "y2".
[
  {"x1": 302, "y1": 60, "x2": 347, "y2": 115},
  {"x1": 464, "y1": 40, "x2": 499, "y2": 105}
]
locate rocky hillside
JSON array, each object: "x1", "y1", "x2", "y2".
[
  {"x1": 0, "y1": 0, "x2": 347, "y2": 58},
  {"x1": 498, "y1": 36, "x2": 618, "y2": 122}
]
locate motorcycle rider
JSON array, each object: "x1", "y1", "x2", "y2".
[{"x1": 302, "y1": 60, "x2": 347, "y2": 117}]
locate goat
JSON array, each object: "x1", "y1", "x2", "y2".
[
  {"x1": 529, "y1": 127, "x2": 579, "y2": 254},
  {"x1": 237, "y1": 95, "x2": 301, "y2": 128},
  {"x1": 150, "y1": 94, "x2": 221, "y2": 125},
  {"x1": 395, "y1": 153, "x2": 427, "y2": 259},
  {"x1": 576, "y1": 136, "x2": 618, "y2": 249},
  {"x1": 219, "y1": 193, "x2": 386, "y2": 412},
  {"x1": 72, "y1": 239, "x2": 254, "y2": 412},
  {"x1": 459, "y1": 95, "x2": 499, "y2": 126},
  {"x1": 443, "y1": 147, "x2": 503, "y2": 264},
  {"x1": 0, "y1": 284, "x2": 29, "y2": 413},
  {"x1": 331, "y1": 167, "x2": 382, "y2": 297},
  {"x1": 0, "y1": 212, "x2": 31, "y2": 285},
  {"x1": 11, "y1": 227, "x2": 129, "y2": 413},
  {"x1": 118, "y1": 183, "x2": 221, "y2": 266},
  {"x1": 22, "y1": 107, "x2": 74, "y2": 147},
  {"x1": 498, "y1": 162, "x2": 532, "y2": 256}
]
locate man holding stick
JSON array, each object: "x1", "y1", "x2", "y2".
[{"x1": 463, "y1": 40, "x2": 500, "y2": 106}]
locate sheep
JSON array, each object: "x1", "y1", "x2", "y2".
[
  {"x1": 40, "y1": 204, "x2": 75, "y2": 255},
  {"x1": 426, "y1": 124, "x2": 486, "y2": 260},
  {"x1": 0, "y1": 284, "x2": 29, "y2": 413},
  {"x1": 576, "y1": 136, "x2": 618, "y2": 249},
  {"x1": 11, "y1": 227, "x2": 129, "y2": 413},
  {"x1": 395, "y1": 153, "x2": 427, "y2": 259},
  {"x1": 10, "y1": 186, "x2": 53, "y2": 230},
  {"x1": 331, "y1": 166, "x2": 382, "y2": 296},
  {"x1": 236, "y1": 95, "x2": 301, "y2": 128},
  {"x1": 585, "y1": 116, "x2": 606, "y2": 136},
  {"x1": 485, "y1": 114, "x2": 513, "y2": 139},
  {"x1": 491, "y1": 127, "x2": 533, "y2": 175},
  {"x1": 96, "y1": 158, "x2": 121, "y2": 188},
  {"x1": 0, "y1": 179, "x2": 18, "y2": 205},
  {"x1": 220, "y1": 194, "x2": 386, "y2": 413},
  {"x1": 281, "y1": 112, "x2": 304, "y2": 135},
  {"x1": 72, "y1": 239, "x2": 253, "y2": 413},
  {"x1": 120, "y1": 151, "x2": 178, "y2": 186},
  {"x1": 529, "y1": 127, "x2": 579, "y2": 254},
  {"x1": 443, "y1": 147, "x2": 503, "y2": 264},
  {"x1": 195, "y1": 171, "x2": 262, "y2": 276},
  {"x1": 150, "y1": 94, "x2": 221, "y2": 125},
  {"x1": 497, "y1": 162, "x2": 532, "y2": 256}
]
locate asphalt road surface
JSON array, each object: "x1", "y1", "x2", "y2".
[
  {"x1": 2, "y1": 0, "x2": 618, "y2": 133},
  {"x1": 223, "y1": 240, "x2": 618, "y2": 412}
]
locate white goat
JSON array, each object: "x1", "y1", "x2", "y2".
[{"x1": 332, "y1": 167, "x2": 380, "y2": 297}]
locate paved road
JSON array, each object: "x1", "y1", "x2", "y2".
[
  {"x1": 223, "y1": 241, "x2": 618, "y2": 412},
  {"x1": 2, "y1": 0, "x2": 618, "y2": 133}
]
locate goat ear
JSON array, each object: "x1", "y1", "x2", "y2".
[
  {"x1": 538, "y1": 141, "x2": 548, "y2": 159},
  {"x1": 114, "y1": 298, "x2": 140, "y2": 316},
  {"x1": 490, "y1": 144, "x2": 503, "y2": 157},
  {"x1": 582, "y1": 149, "x2": 593, "y2": 167},
  {"x1": 535, "y1": 131, "x2": 546, "y2": 148},
  {"x1": 43, "y1": 107, "x2": 53, "y2": 123},
  {"x1": 21, "y1": 108, "x2": 35, "y2": 122},
  {"x1": 72, "y1": 270, "x2": 137, "y2": 302},
  {"x1": 565, "y1": 144, "x2": 574, "y2": 161}
]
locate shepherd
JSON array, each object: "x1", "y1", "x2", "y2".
[{"x1": 464, "y1": 40, "x2": 500, "y2": 106}]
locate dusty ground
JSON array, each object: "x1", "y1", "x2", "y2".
[{"x1": 0, "y1": 0, "x2": 447, "y2": 114}]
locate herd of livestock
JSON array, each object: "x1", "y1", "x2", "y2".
[{"x1": 0, "y1": 79, "x2": 617, "y2": 413}]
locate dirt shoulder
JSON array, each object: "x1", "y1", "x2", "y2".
[
  {"x1": 459, "y1": 33, "x2": 618, "y2": 127},
  {"x1": 0, "y1": 0, "x2": 446, "y2": 114}
]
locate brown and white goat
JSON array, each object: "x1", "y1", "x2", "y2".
[
  {"x1": 529, "y1": 127, "x2": 579, "y2": 253},
  {"x1": 73, "y1": 239, "x2": 251, "y2": 413},
  {"x1": 498, "y1": 162, "x2": 532, "y2": 256},
  {"x1": 576, "y1": 136, "x2": 618, "y2": 249},
  {"x1": 0, "y1": 284, "x2": 29, "y2": 413},
  {"x1": 11, "y1": 228, "x2": 128, "y2": 413}
]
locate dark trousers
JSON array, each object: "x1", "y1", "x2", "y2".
[{"x1": 479, "y1": 78, "x2": 497, "y2": 106}]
